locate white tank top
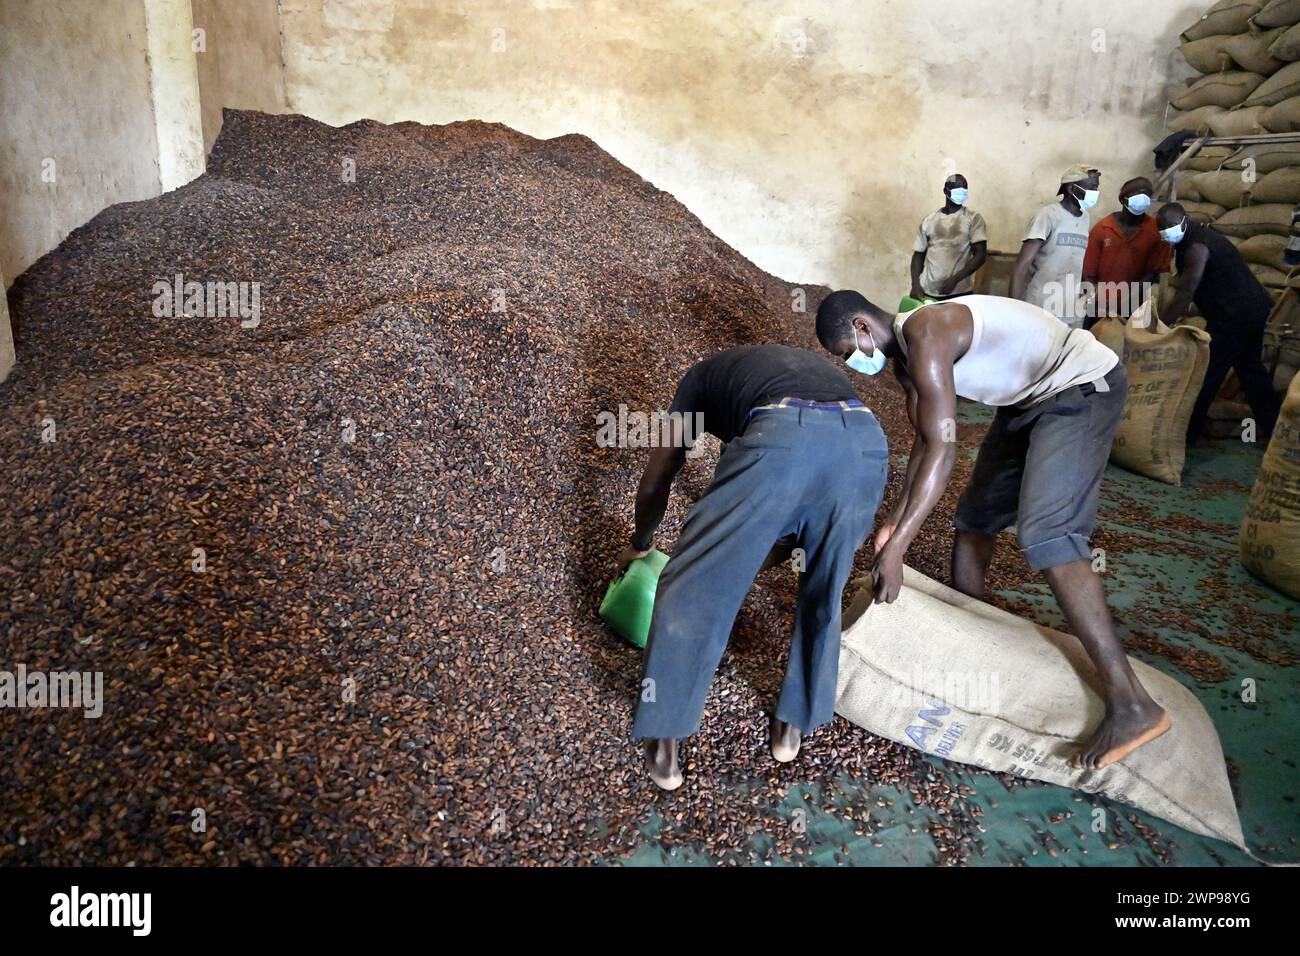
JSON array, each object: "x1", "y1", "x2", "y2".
[{"x1": 893, "y1": 295, "x2": 1118, "y2": 408}]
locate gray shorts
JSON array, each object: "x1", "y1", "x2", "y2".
[{"x1": 954, "y1": 363, "x2": 1127, "y2": 571}]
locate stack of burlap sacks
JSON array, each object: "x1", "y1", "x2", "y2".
[
  {"x1": 1161, "y1": 2, "x2": 1300, "y2": 597},
  {"x1": 1241, "y1": 372, "x2": 1300, "y2": 598},
  {"x1": 1242, "y1": 286, "x2": 1300, "y2": 600},
  {"x1": 1168, "y1": 0, "x2": 1300, "y2": 287},
  {"x1": 1167, "y1": 0, "x2": 1299, "y2": 432}
]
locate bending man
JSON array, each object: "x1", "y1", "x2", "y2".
[{"x1": 621, "y1": 344, "x2": 888, "y2": 790}]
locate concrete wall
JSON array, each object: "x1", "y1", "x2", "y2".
[
  {"x1": 191, "y1": 0, "x2": 288, "y2": 154},
  {"x1": 4, "y1": 0, "x2": 1200, "y2": 310},
  {"x1": 234, "y1": 0, "x2": 1201, "y2": 301},
  {"x1": 0, "y1": 0, "x2": 206, "y2": 285},
  {"x1": 0, "y1": 0, "x2": 160, "y2": 284},
  {"x1": 0, "y1": 0, "x2": 205, "y2": 380}
]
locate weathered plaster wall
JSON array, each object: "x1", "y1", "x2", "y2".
[
  {"x1": 262, "y1": 0, "x2": 1199, "y2": 299},
  {"x1": 191, "y1": 0, "x2": 288, "y2": 154},
  {"x1": 0, "y1": 0, "x2": 161, "y2": 284}
]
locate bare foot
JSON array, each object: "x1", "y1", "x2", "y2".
[
  {"x1": 645, "y1": 738, "x2": 682, "y2": 790},
  {"x1": 1069, "y1": 704, "x2": 1172, "y2": 770},
  {"x1": 770, "y1": 716, "x2": 801, "y2": 763}
]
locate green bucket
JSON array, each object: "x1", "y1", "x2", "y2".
[
  {"x1": 599, "y1": 549, "x2": 670, "y2": 649},
  {"x1": 898, "y1": 295, "x2": 936, "y2": 313}
]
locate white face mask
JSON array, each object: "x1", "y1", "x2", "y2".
[{"x1": 846, "y1": 326, "x2": 887, "y2": 376}]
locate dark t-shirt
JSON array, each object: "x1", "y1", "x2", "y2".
[
  {"x1": 1175, "y1": 223, "x2": 1273, "y2": 326},
  {"x1": 667, "y1": 344, "x2": 858, "y2": 443}
]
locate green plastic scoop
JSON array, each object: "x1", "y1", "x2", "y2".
[
  {"x1": 599, "y1": 549, "x2": 670, "y2": 648},
  {"x1": 898, "y1": 294, "x2": 936, "y2": 313}
]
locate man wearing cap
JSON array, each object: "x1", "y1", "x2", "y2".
[
  {"x1": 909, "y1": 174, "x2": 989, "y2": 301},
  {"x1": 1082, "y1": 177, "x2": 1171, "y2": 328},
  {"x1": 618, "y1": 343, "x2": 889, "y2": 790},
  {"x1": 1012, "y1": 164, "x2": 1100, "y2": 328}
]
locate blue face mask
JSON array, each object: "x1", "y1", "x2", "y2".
[
  {"x1": 846, "y1": 327, "x2": 887, "y2": 376},
  {"x1": 1124, "y1": 193, "x2": 1151, "y2": 215},
  {"x1": 948, "y1": 187, "x2": 968, "y2": 206},
  {"x1": 1074, "y1": 185, "x2": 1100, "y2": 210},
  {"x1": 1160, "y1": 217, "x2": 1188, "y2": 244}
]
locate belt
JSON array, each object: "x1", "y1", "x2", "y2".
[{"x1": 744, "y1": 397, "x2": 870, "y2": 423}]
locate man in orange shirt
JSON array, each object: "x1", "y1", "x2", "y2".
[{"x1": 1082, "y1": 177, "x2": 1171, "y2": 329}]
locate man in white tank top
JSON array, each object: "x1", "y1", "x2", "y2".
[{"x1": 815, "y1": 290, "x2": 1171, "y2": 770}]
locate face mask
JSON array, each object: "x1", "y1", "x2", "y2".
[
  {"x1": 1160, "y1": 217, "x2": 1188, "y2": 244},
  {"x1": 1074, "y1": 185, "x2": 1099, "y2": 210},
  {"x1": 846, "y1": 327, "x2": 887, "y2": 376},
  {"x1": 948, "y1": 187, "x2": 968, "y2": 206},
  {"x1": 1124, "y1": 193, "x2": 1151, "y2": 215}
]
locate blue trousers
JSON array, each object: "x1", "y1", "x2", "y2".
[{"x1": 632, "y1": 406, "x2": 888, "y2": 740}]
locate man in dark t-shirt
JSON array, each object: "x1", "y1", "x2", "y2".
[
  {"x1": 618, "y1": 344, "x2": 888, "y2": 790},
  {"x1": 1157, "y1": 203, "x2": 1281, "y2": 442}
]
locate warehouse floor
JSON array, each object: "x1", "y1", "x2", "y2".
[{"x1": 619, "y1": 405, "x2": 1300, "y2": 867}]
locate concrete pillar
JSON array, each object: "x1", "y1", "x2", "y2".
[{"x1": 143, "y1": 0, "x2": 205, "y2": 191}]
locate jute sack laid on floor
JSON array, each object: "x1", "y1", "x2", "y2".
[
  {"x1": 1209, "y1": 104, "x2": 1270, "y2": 135},
  {"x1": 1192, "y1": 168, "x2": 1255, "y2": 207},
  {"x1": 1243, "y1": 58, "x2": 1300, "y2": 104},
  {"x1": 1187, "y1": 145, "x2": 1237, "y2": 170},
  {"x1": 1261, "y1": 93, "x2": 1300, "y2": 128},
  {"x1": 836, "y1": 568, "x2": 1246, "y2": 849},
  {"x1": 1184, "y1": 0, "x2": 1261, "y2": 40},
  {"x1": 1093, "y1": 300, "x2": 1212, "y2": 485},
  {"x1": 1168, "y1": 104, "x2": 1225, "y2": 134},
  {"x1": 1240, "y1": 373, "x2": 1300, "y2": 598},
  {"x1": 1270, "y1": 20, "x2": 1300, "y2": 58},
  {"x1": 1254, "y1": 0, "x2": 1300, "y2": 28},
  {"x1": 1184, "y1": 199, "x2": 1229, "y2": 222},
  {"x1": 1181, "y1": 33, "x2": 1236, "y2": 72},
  {"x1": 1172, "y1": 71, "x2": 1265, "y2": 110},
  {"x1": 1225, "y1": 26, "x2": 1288, "y2": 72},
  {"x1": 1213, "y1": 202, "x2": 1295, "y2": 236}
]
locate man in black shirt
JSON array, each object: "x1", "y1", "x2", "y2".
[
  {"x1": 1156, "y1": 203, "x2": 1282, "y2": 441},
  {"x1": 619, "y1": 344, "x2": 888, "y2": 790}
]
